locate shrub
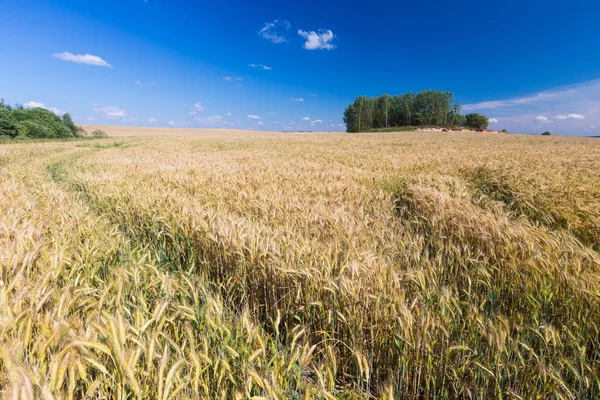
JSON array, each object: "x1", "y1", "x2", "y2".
[
  {"x1": 0, "y1": 108, "x2": 19, "y2": 138},
  {"x1": 92, "y1": 129, "x2": 108, "y2": 138},
  {"x1": 12, "y1": 108, "x2": 72, "y2": 138},
  {"x1": 0, "y1": 101, "x2": 87, "y2": 140},
  {"x1": 15, "y1": 123, "x2": 29, "y2": 137},
  {"x1": 19, "y1": 120, "x2": 54, "y2": 138},
  {"x1": 465, "y1": 113, "x2": 490, "y2": 130},
  {"x1": 501, "y1": 129, "x2": 508, "y2": 133},
  {"x1": 75, "y1": 126, "x2": 88, "y2": 137},
  {"x1": 542, "y1": 131, "x2": 551, "y2": 136},
  {"x1": 61, "y1": 113, "x2": 79, "y2": 137}
]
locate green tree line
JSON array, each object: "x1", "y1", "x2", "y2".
[
  {"x1": 343, "y1": 90, "x2": 489, "y2": 132},
  {"x1": 0, "y1": 99, "x2": 87, "y2": 139}
]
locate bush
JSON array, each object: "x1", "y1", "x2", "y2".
[
  {"x1": 0, "y1": 100, "x2": 86, "y2": 140},
  {"x1": 501, "y1": 129, "x2": 508, "y2": 133},
  {"x1": 15, "y1": 123, "x2": 30, "y2": 137},
  {"x1": 0, "y1": 108, "x2": 19, "y2": 138},
  {"x1": 92, "y1": 129, "x2": 108, "y2": 138},
  {"x1": 19, "y1": 120, "x2": 54, "y2": 138},
  {"x1": 75, "y1": 126, "x2": 88, "y2": 137},
  {"x1": 465, "y1": 113, "x2": 490, "y2": 130},
  {"x1": 542, "y1": 131, "x2": 552, "y2": 136},
  {"x1": 62, "y1": 113, "x2": 79, "y2": 136},
  {"x1": 12, "y1": 108, "x2": 72, "y2": 138}
]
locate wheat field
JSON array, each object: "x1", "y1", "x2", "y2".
[{"x1": 1, "y1": 131, "x2": 599, "y2": 399}]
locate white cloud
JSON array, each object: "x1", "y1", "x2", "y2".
[
  {"x1": 189, "y1": 102, "x2": 204, "y2": 115},
  {"x1": 249, "y1": 63, "x2": 272, "y2": 70},
  {"x1": 53, "y1": 52, "x2": 113, "y2": 68},
  {"x1": 297, "y1": 29, "x2": 336, "y2": 50},
  {"x1": 312, "y1": 119, "x2": 324, "y2": 123},
  {"x1": 24, "y1": 101, "x2": 63, "y2": 115},
  {"x1": 268, "y1": 112, "x2": 277, "y2": 115},
  {"x1": 337, "y1": 124, "x2": 344, "y2": 127},
  {"x1": 247, "y1": 114, "x2": 260, "y2": 119},
  {"x1": 257, "y1": 121, "x2": 265, "y2": 125},
  {"x1": 149, "y1": 118, "x2": 157, "y2": 123},
  {"x1": 535, "y1": 116, "x2": 552, "y2": 123},
  {"x1": 134, "y1": 80, "x2": 156, "y2": 86},
  {"x1": 93, "y1": 106, "x2": 127, "y2": 118},
  {"x1": 290, "y1": 97, "x2": 304, "y2": 102},
  {"x1": 227, "y1": 111, "x2": 232, "y2": 116},
  {"x1": 224, "y1": 76, "x2": 243, "y2": 82},
  {"x1": 24, "y1": 101, "x2": 45, "y2": 109},
  {"x1": 552, "y1": 114, "x2": 584, "y2": 120},
  {"x1": 463, "y1": 90, "x2": 575, "y2": 111},
  {"x1": 196, "y1": 115, "x2": 222, "y2": 124},
  {"x1": 168, "y1": 121, "x2": 177, "y2": 127},
  {"x1": 461, "y1": 79, "x2": 600, "y2": 135},
  {"x1": 259, "y1": 19, "x2": 291, "y2": 44},
  {"x1": 590, "y1": 125, "x2": 596, "y2": 129},
  {"x1": 301, "y1": 117, "x2": 311, "y2": 121},
  {"x1": 489, "y1": 118, "x2": 499, "y2": 123}
]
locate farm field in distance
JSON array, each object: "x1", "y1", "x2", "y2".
[{"x1": 1, "y1": 128, "x2": 599, "y2": 399}]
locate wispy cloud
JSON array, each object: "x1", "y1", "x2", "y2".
[
  {"x1": 188, "y1": 102, "x2": 204, "y2": 115},
  {"x1": 53, "y1": 52, "x2": 113, "y2": 68},
  {"x1": 489, "y1": 118, "x2": 499, "y2": 123},
  {"x1": 93, "y1": 105, "x2": 127, "y2": 118},
  {"x1": 168, "y1": 121, "x2": 177, "y2": 127},
  {"x1": 290, "y1": 97, "x2": 304, "y2": 102},
  {"x1": 196, "y1": 115, "x2": 222, "y2": 124},
  {"x1": 553, "y1": 113, "x2": 585, "y2": 120},
  {"x1": 134, "y1": 80, "x2": 156, "y2": 86},
  {"x1": 249, "y1": 63, "x2": 272, "y2": 70},
  {"x1": 259, "y1": 19, "x2": 291, "y2": 44},
  {"x1": 301, "y1": 116, "x2": 311, "y2": 121},
  {"x1": 224, "y1": 76, "x2": 243, "y2": 82},
  {"x1": 298, "y1": 29, "x2": 336, "y2": 50},
  {"x1": 536, "y1": 116, "x2": 552, "y2": 123},
  {"x1": 462, "y1": 79, "x2": 600, "y2": 135},
  {"x1": 149, "y1": 118, "x2": 157, "y2": 123},
  {"x1": 247, "y1": 114, "x2": 260, "y2": 119},
  {"x1": 24, "y1": 101, "x2": 63, "y2": 115},
  {"x1": 312, "y1": 119, "x2": 324, "y2": 123}
]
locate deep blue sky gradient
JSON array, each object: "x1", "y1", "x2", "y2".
[{"x1": 1, "y1": 0, "x2": 599, "y2": 134}]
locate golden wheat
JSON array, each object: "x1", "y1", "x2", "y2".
[{"x1": 0, "y1": 132, "x2": 599, "y2": 398}]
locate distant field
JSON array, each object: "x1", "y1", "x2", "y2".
[
  {"x1": 81, "y1": 125, "x2": 291, "y2": 137},
  {"x1": 1, "y1": 130, "x2": 599, "y2": 398}
]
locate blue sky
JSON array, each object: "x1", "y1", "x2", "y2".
[{"x1": 1, "y1": 0, "x2": 600, "y2": 135}]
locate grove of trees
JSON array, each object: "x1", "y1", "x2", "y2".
[
  {"x1": 0, "y1": 99, "x2": 87, "y2": 139},
  {"x1": 343, "y1": 90, "x2": 489, "y2": 132}
]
